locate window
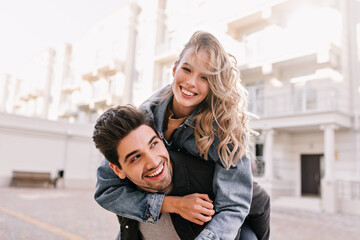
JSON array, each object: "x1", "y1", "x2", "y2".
[
  {"x1": 252, "y1": 144, "x2": 265, "y2": 177},
  {"x1": 161, "y1": 63, "x2": 173, "y2": 87},
  {"x1": 247, "y1": 84, "x2": 264, "y2": 116},
  {"x1": 292, "y1": 81, "x2": 317, "y2": 112}
]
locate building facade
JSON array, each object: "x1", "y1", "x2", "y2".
[{"x1": 1, "y1": 0, "x2": 360, "y2": 214}]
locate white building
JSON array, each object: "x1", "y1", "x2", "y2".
[
  {"x1": 149, "y1": 0, "x2": 360, "y2": 215},
  {"x1": 1, "y1": 0, "x2": 360, "y2": 215},
  {"x1": 0, "y1": 112, "x2": 100, "y2": 188},
  {"x1": 3, "y1": 44, "x2": 73, "y2": 120}
]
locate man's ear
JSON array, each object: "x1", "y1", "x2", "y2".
[
  {"x1": 172, "y1": 61, "x2": 178, "y2": 77},
  {"x1": 109, "y1": 163, "x2": 126, "y2": 179}
]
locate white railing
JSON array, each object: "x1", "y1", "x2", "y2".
[
  {"x1": 249, "y1": 86, "x2": 347, "y2": 117},
  {"x1": 337, "y1": 181, "x2": 360, "y2": 200},
  {"x1": 236, "y1": 24, "x2": 340, "y2": 67},
  {"x1": 155, "y1": 41, "x2": 178, "y2": 56}
]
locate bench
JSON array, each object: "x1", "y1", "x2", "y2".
[{"x1": 10, "y1": 171, "x2": 54, "y2": 188}]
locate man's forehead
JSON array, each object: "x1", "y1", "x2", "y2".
[
  {"x1": 121, "y1": 125, "x2": 157, "y2": 144},
  {"x1": 117, "y1": 125, "x2": 159, "y2": 162}
]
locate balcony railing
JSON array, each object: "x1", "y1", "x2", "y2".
[
  {"x1": 235, "y1": 25, "x2": 340, "y2": 68},
  {"x1": 58, "y1": 103, "x2": 78, "y2": 118},
  {"x1": 252, "y1": 156, "x2": 265, "y2": 177},
  {"x1": 249, "y1": 86, "x2": 347, "y2": 117}
]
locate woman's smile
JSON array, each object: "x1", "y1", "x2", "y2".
[{"x1": 180, "y1": 86, "x2": 197, "y2": 97}]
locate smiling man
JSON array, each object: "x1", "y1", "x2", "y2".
[
  {"x1": 93, "y1": 105, "x2": 220, "y2": 240},
  {"x1": 93, "y1": 105, "x2": 260, "y2": 240}
]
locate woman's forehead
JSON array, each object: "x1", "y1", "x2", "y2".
[{"x1": 181, "y1": 49, "x2": 211, "y2": 72}]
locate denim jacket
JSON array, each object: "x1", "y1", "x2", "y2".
[{"x1": 94, "y1": 85, "x2": 253, "y2": 240}]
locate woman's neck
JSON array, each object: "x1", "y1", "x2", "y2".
[{"x1": 171, "y1": 100, "x2": 194, "y2": 119}]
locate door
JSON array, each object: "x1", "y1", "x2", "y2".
[{"x1": 301, "y1": 154, "x2": 321, "y2": 196}]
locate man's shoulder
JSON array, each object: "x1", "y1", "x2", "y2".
[
  {"x1": 168, "y1": 149, "x2": 198, "y2": 165},
  {"x1": 169, "y1": 149, "x2": 214, "y2": 167}
]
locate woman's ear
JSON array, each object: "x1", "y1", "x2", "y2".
[
  {"x1": 109, "y1": 163, "x2": 126, "y2": 179},
  {"x1": 172, "y1": 61, "x2": 178, "y2": 77}
]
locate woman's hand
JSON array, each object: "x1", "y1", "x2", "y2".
[{"x1": 161, "y1": 193, "x2": 215, "y2": 225}]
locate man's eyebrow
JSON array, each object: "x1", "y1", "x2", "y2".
[
  {"x1": 123, "y1": 135, "x2": 159, "y2": 163},
  {"x1": 124, "y1": 150, "x2": 139, "y2": 164},
  {"x1": 148, "y1": 135, "x2": 158, "y2": 145}
]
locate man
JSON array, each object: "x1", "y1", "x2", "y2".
[{"x1": 93, "y1": 105, "x2": 262, "y2": 239}]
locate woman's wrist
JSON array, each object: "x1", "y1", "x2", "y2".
[{"x1": 161, "y1": 196, "x2": 180, "y2": 213}]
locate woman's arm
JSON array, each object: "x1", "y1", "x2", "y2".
[
  {"x1": 94, "y1": 158, "x2": 214, "y2": 224},
  {"x1": 196, "y1": 156, "x2": 253, "y2": 240},
  {"x1": 94, "y1": 158, "x2": 164, "y2": 223},
  {"x1": 162, "y1": 194, "x2": 214, "y2": 225}
]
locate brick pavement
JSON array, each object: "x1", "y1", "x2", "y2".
[
  {"x1": 271, "y1": 207, "x2": 360, "y2": 240},
  {"x1": 1, "y1": 187, "x2": 360, "y2": 240},
  {"x1": 0, "y1": 187, "x2": 118, "y2": 240}
]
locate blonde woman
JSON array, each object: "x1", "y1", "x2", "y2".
[{"x1": 95, "y1": 31, "x2": 269, "y2": 240}]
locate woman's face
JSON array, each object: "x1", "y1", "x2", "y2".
[{"x1": 171, "y1": 50, "x2": 211, "y2": 117}]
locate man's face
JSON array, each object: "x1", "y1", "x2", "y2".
[{"x1": 110, "y1": 125, "x2": 173, "y2": 193}]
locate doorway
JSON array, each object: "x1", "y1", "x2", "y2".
[{"x1": 301, "y1": 154, "x2": 322, "y2": 196}]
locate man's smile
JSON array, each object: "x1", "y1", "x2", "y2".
[{"x1": 143, "y1": 160, "x2": 166, "y2": 180}]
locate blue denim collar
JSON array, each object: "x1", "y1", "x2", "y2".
[{"x1": 142, "y1": 85, "x2": 219, "y2": 160}]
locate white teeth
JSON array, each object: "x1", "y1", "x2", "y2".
[
  {"x1": 147, "y1": 164, "x2": 164, "y2": 177},
  {"x1": 181, "y1": 88, "x2": 195, "y2": 96}
]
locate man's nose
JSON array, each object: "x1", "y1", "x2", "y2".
[{"x1": 145, "y1": 153, "x2": 159, "y2": 168}]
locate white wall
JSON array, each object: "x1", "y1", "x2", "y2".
[
  {"x1": 0, "y1": 112, "x2": 102, "y2": 188},
  {"x1": 273, "y1": 132, "x2": 296, "y2": 194},
  {"x1": 274, "y1": 129, "x2": 358, "y2": 195}
]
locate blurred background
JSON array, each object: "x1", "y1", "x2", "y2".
[{"x1": 0, "y1": 0, "x2": 360, "y2": 221}]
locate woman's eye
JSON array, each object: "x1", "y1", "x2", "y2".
[
  {"x1": 182, "y1": 67, "x2": 191, "y2": 73},
  {"x1": 201, "y1": 76, "x2": 208, "y2": 81}
]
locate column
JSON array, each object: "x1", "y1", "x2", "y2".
[
  {"x1": 320, "y1": 124, "x2": 338, "y2": 213},
  {"x1": 0, "y1": 74, "x2": 10, "y2": 112},
  {"x1": 357, "y1": 131, "x2": 360, "y2": 181},
  {"x1": 321, "y1": 124, "x2": 338, "y2": 181},
  {"x1": 261, "y1": 128, "x2": 275, "y2": 199},
  {"x1": 123, "y1": 3, "x2": 141, "y2": 104}
]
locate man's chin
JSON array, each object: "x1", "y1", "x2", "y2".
[
  {"x1": 158, "y1": 182, "x2": 173, "y2": 194},
  {"x1": 139, "y1": 181, "x2": 172, "y2": 193}
]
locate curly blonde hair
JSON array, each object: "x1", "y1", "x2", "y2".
[{"x1": 168, "y1": 31, "x2": 255, "y2": 169}]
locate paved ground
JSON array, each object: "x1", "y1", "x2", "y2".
[
  {"x1": 271, "y1": 207, "x2": 360, "y2": 240},
  {"x1": 1, "y1": 187, "x2": 360, "y2": 240}
]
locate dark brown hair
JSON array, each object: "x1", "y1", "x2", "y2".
[{"x1": 92, "y1": 105, "x2": 157, "y2": 168}]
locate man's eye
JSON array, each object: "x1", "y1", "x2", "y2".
[
  {"x1": 131, "y1": 155, "x2": 140, "y2": 163},
  {"x1": 151, "y1": 141, "x2": 158, "y2": 147},
  {"x1": 182, "y1": 67, "x2": 191, "y2": 73}
]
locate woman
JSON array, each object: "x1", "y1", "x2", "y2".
[{"x1": 95, "y1": 31, "x2": 268, "y2": 239}]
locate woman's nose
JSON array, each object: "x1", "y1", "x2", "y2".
[{"x1": 186, "y1": 74, "x2": 197, "y2": 86}]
